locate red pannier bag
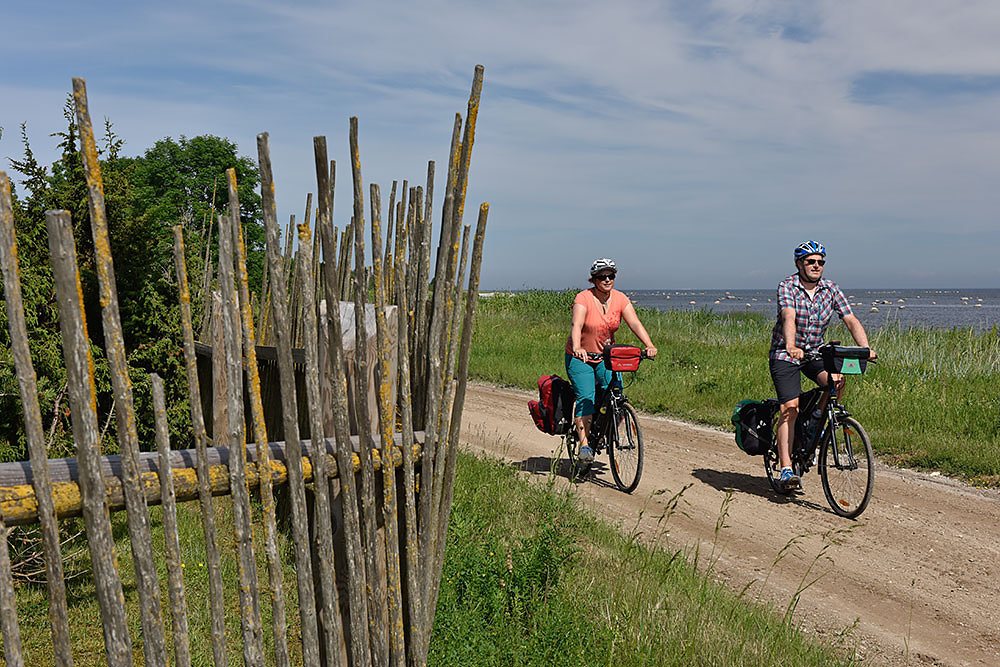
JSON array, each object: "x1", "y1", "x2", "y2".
[
  {"x1": 527, "y1": 374, "x2": 575, "y2": 435},
  {"x1": 603, "y1": 345, "x2": 642, "y2": 372}
]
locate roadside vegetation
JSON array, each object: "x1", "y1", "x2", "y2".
[
  {"x1": 10, "y1": 452, "x2": 857, "y2": 665},
  {"x1": 471, "y1": 290, "x2": 1000, "y2": 485},
  {"x1": 430, "y1": 451, "x2": 855, "y2": 666}
]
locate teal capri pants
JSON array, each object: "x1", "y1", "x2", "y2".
[{"x1": 565, "y1": 353, "x2": 615, "y2": 418}]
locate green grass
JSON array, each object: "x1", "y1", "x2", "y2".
[
  {"x1": 10, "y1": 498, "x2": 303, "y2": 665},
  {"x1": 471, "y1": 290, "x2": 1000, "y2": 485},
  {"x1": 429, "y1": 450, "x2": 857, "y2": 666},
  {"x1": 8, "y1": 450, "x2": 860, "y2": 665}
]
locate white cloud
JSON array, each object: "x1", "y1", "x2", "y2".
[{"x1": 3, "y1": 0, "x2": 1000, "y2": 288}]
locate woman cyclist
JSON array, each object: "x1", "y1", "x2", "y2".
[{"x1": 566, "y1": 258, "x2": 657, "y2": 463}]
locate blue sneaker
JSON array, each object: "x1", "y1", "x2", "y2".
[
  {"x1": 578, "y1": 446, "x2": 595, "y2": 464},
  {"x1": 779, "y1": 467, "x2": 801, "y2": 491}
]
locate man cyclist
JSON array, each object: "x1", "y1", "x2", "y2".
[
  {"x1": 566, "y1": 258, "x2": 657, "y2": 464},
  {"x1": 769, "y1": 241, "x2": 876, "y2": 491}
]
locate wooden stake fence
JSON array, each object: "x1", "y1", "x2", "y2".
[{"x1": 0, "y1": 64, "x2": 487, "y2": 666}]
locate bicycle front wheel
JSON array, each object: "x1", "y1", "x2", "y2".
[
  {"x1": 608, "y1": 403, "x2": 643, "y2": 493},
  {"x1": 819, "y1": 416, "x2": 874, "y2": 518}
]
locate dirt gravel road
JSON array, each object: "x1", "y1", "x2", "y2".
[{"x1": 460, "y1": 382, "x2": 1000, "y2": 666}]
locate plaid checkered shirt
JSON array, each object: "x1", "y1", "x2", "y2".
[{"x1": 769, "y1": 274, "x2": 853, "y2": 363}]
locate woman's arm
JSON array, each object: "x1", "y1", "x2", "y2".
[
  {"x1": 570, "y1": 303, "x2": 588, "y2": 360},
  {"x1": 621, "y1": 303, "x2": 657, "y2": 357}
]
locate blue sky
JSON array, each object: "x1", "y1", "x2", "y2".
[{"x1": 3, "y1": 1, "x2": 1000, "y2": 290}]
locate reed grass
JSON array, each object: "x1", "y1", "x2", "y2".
[{"x1": 471, "y1": 290, "x2": 1000, "y2": 484}]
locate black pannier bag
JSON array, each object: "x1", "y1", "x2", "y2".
[{"x1": 731, "y1": 399, "x2": 773, "y2": 455}]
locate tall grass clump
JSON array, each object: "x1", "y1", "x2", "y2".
[
  {"x1": 472, "y1": 291, "x2": 1000, "y2": 483},
  {"x1": 429, "y1": 450, "x2": 854, "y2": 666}
]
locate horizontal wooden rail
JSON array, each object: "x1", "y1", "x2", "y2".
[{"x1": 0, "y1": 432, "x2": 423, "y2": 527}]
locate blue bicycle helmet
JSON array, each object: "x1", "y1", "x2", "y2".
[{"x1": 794, "y1": 240, "x2": 826, "y2": 260}]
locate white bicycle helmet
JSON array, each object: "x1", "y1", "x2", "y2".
[{"x1": 590, "y1": 257, "x2": 617, "y2": 276}]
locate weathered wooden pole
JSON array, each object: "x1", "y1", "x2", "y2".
[
  {"x1": 171, "y1": 226, "x2": 228, "y2": 666},
  {"x1": 151, "y1": 374, "x2": 192, "y2": 667},
  {"x1": 370, "y1": 183, "x2": 407, "y2": 666},
  {"x1": 228, "y1": 168, "x2": 290, "y2": 667},
  {"x1": 216, "y1": 209, "x2": 265, "y2": 666},
  {"x1": 0, "y1": 513, "x2": 23, "y2": 667},
  {"x1": 295, "y1": 222, "x2": 346, "y2": 665},
  {"x1": 0, "y1": 173, "x2": 72, "y2": 666},
  {"x1": 257, "y1": 132, "x2": 324, "y2": 665},
  {"x1": 72, "y1": 77, "x2": 167, "y2": 666},
  {"x1": 314, "y1": 135, "x2": 372, "y2": 667},
  {"x1": 393, "y1": 204, "x2": 425, "y2": 664},
  {"x1": 349, "y1": 116, "x2": 389, "y2": 667},
  {"x1": 426, "y1": 203, "x2": 489, "y2": 641},
  {"x1": 46, "y1": 209, "x2": 132, "y2": 666}
]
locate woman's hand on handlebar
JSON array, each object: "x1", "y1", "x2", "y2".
[
  {"x1": 644, "y1": 345, "x2": 657, "y2": 359},
  {"x1": 573, "y1": 347, "x2": 588, "y2": 361}
]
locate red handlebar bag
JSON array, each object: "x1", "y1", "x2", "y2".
[{"x1": 603, "y1": 345, "x2": 642, "y2": 372}]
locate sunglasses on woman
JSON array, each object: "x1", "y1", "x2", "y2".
[{"x1": 595, "y1": 274, "x2": 616, "y2": 281}]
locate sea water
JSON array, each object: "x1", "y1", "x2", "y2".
[{"x1": 624, "y1": 288, "x2": 1000, "y2": 331}]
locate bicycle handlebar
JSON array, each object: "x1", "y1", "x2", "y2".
[
  {"x1": 584, "y1": 349, "x2": 654, "y2": 362},
  {"x1": 803, "y1": 342, "x2": 876, "y2": 363}
]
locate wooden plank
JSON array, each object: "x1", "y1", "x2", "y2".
[
  {"x1": 73, "y1": 77, "x2": 167, "y2": 666},
  {"x1": 46, "y1": 208, "x2": 132, "y2": 666},
  {"x1": 0, "y1": 172, "x2": 73, "y2": 666},
  {"x1": 151, "y1": 375, "x2": 192, "y2": 667},
  {"x1": 257, "y1": 132, "x2": 323, "y2": 665},
  {"x1": 171, "y1": 226, "x2": 228, "y2": 666}
]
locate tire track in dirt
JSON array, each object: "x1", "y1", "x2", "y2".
[{"x1": 460, "y1": 382, "x2": 1000, "y2": 666}]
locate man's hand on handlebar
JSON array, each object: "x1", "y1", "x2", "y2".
[{"x1": 786, "y1": 344, "x2": 804, "y2": 360}]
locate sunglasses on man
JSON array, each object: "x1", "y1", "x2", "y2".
[{"x1": 801, "y1": 258, "x2": 825, "y2": 267}]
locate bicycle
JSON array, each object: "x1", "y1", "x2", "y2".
[
  {"x1": 763, "y1": 342, "x2": 876, "y2": 519},
  {"x1": 564, "y1": 345, "x2": 650, "y2": 493}
]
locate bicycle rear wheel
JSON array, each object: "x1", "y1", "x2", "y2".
[
  {"x1": 563, "y1": 431, "x2": 588, "y2": 480},
  {"x1": 763, "y1": 406, "x2": 798, "y2": 494},
  {"x1": 608, "y1": 403, "x2": 643, "y2": 493},
  {"x1": 819, "y1": 416, "x2": 874, "y2": 518}
]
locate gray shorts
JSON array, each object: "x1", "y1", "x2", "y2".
[{"x1": 769, "y1": 357, "x2": 825, "y2": 405}]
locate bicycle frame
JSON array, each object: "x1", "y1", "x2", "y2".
[{"x1": 589, "y1": 371, "x2": 626, "y2": 451}]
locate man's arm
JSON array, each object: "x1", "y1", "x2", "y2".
[
  {"x1": 841, "y1": 313, "x2": 876, "y2": 359},
  {"x1": 781, "y1": 307, "x2": 803, "y2": 359}
]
